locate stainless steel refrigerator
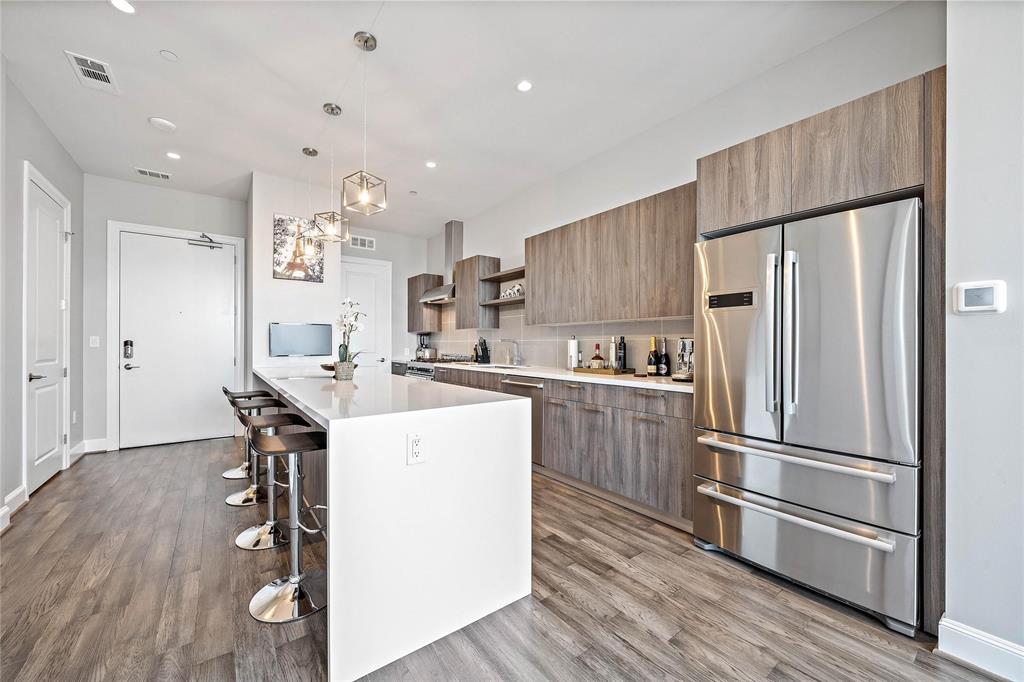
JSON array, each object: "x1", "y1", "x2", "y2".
[{"x1": 692, "y1": 197, "x2": 921, "y2": 635}]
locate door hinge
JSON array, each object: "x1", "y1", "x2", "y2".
[
  {"x1": 63, "y1": 434, "x2": 68, "y2": 445},
  {"x1": 63, "y1": 367, "x2": 68, "y2": 378}
]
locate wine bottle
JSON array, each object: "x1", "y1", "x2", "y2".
[
  {"x1": 658, "y1": 337, "x2": 670, "y2": 376},
  {"x1": 590, "y1": 343, "x2": 605, "y2": 369},
  {"x1": 646, "y1": 336, "x2": 658, "y2": 376},
  {"x1": 617, "y1": 336, "x2": 627, "y2": 370}
]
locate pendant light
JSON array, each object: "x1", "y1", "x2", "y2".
[
  {"x1": 343, "y1": 31, "x2": 387, "y2": 216},
  {"x1": 311, "y1": 151, "x2": 351, "y2": 243}
]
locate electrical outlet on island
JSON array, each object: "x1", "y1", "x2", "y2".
[{"x1": 406, "y1": 433, "x2": 425, "y2": 465}]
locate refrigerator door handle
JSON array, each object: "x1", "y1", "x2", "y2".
[
  {"x1": 764, "y1": 253, "x2": 778, "y2": 413},
  {"x1": 783, "y1": 250, "x2": 799, "y2": 415},
  {"x1": 697, "y1": 483, "x2": 896, "y2": 553},
  {"x1": 696, "y1": 435, "x2": 897, "y2": 483}
]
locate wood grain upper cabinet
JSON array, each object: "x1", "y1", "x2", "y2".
[
  {"x1": 407, "y1": 273, "x2": 442, "y2": 333},
  {"x1": 638, "y1": 182, "x2": 696, "y2": 318},
  {"x1": 454, "y1": 256, "x2": 500, "y2": 329},
  {"x1": 526, "y1": 223, "x2": 573, "y2": 326},
  {"x1": 792, "y1": 75, "x2": 924, "y2": 212},
  {"x1": 697, "y1": 126, "x2": 792, "y2": 234},
  {"x1": 581, "y1": 203, "x2": 639, "y2": 322}
]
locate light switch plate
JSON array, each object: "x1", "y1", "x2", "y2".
[
  {"x1": 89, "y1": 336, "x2": 101, "y2": 348},
  {"x1": 406, "y1": 433, "x2": 425, "y2": 465},
  {"x1": 954, "y1": 280, "x2": 1007, "y2": 314}
]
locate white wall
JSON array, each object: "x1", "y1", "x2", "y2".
[
  {"x1": 1, "y1": 71, "x2": 84, "y2": 501},
  {"x1": 459, "y1": 1, "x2": 946, "y2": 266},
  {"x1": 81, "y1": 174, "x2": 247, "y2": 445},
  {"x1": 940, "y1": 3, "x2": 1024, "y2": 679},
  {"x1": 247, "y1": 171, "x2": 427, "y2": 376}
]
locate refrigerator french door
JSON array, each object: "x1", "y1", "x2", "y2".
[{"x1": 692, "y1": 197, "x2": 922, "y2": 635}]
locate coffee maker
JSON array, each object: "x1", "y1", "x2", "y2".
[
  {"x1": 671, "y1": 338, "x2": 694, "y2": 382},
  {"x1": 415, "y1": 333, "x2": 436, "y2": 360}
]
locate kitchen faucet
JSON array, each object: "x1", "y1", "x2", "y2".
[{"x1": 500, "y1": 339, "x2": 524, "y2": 366}]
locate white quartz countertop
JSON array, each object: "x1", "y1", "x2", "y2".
[
  {"x1": 253, "y1": 366, "x2": 525, "y2": 428},
  {"x1": 425, "y1": 362, "x2": 695, "y2": 394}
]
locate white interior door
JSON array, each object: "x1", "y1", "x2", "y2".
[
  {"x1": 340, "y1": 257, "x2": 391, "y2": 378},
  {"x1": 119, "y1": 232, "x2": 236, "y2": 448},
  {"x1": 25, "y1": 181, "x2": 67, "y2": 493}
]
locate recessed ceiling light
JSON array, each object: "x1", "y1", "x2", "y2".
[
  {"x1": 165, "y1": 151, "x2": 181, "y2": 160},
  {"x1": 425, "y1": 161, "x2": 437, "y2": 169},
  {"x1": 148, "y1": 117, "x2": 176, "y2": 132},
  {"x1": 109, "y1": 0, "x2": 135, "y2": 14},
  {"x1": 159, "y1": 50, "x2": 178, "y2": 62},
  {"x1": 322, "y1": 102, "x2": 342, "y2": 116},
  {"x1": 516, "y1": 80, "x2": 533, "y2": 93},
  {"x1": 302, "y1": 147, "x2": 319, "y2": 157},
  {"x1": 408, "y1": 190, "x2": 418, "y2": 196}
]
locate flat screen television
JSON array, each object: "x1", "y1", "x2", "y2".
[{"x1": 269, "y1": 322, "x2": 333, "y2": 357}]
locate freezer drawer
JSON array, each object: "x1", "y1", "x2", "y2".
[
  {"x1": 693, "y1": 477, "x2": 919, "y2": 629},
  {"x1": 694, "y1": 429, "x2": 918, "y2": 534}
]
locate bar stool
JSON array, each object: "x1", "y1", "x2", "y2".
[
  {"x1": 221, "y1": 387, "x2": 272, "y2": 480},
  {"x1": 248, "y1": 426, "x2": 327, "y2": 623},
  {"x1": 225, "y1": 396, "x2": 287, "y2": 507},
  {"x1": 234, "y1": 411, "x2": 310, "y2": 551}
]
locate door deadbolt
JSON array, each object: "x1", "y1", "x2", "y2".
[{"x1": 123, "y1": 339, "x2": 134, "y2": 359}]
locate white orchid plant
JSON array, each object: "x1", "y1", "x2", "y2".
[{"x1": 335, "y1": 298, "x2": 368, "y2": 363}]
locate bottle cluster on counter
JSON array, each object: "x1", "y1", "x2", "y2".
[{"x1": 567, "y1": 334, "x2": 694, "y2": 382}]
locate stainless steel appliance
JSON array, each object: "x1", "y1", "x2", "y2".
[
  {"x1": 406, "y1": 361, "x2": 435, "y2": 380},
  {"x1": 692, "y1": 197, "x2": 921, "y2": 635},
  {"x1": 499, "y1": 377, "x2": 544, "y2": 464},
  {"x1": 391, "y1": 361, "x2": 408, "y2": 376},
  {"x1": 415, "y1": 334, "x2": 437, "y2": 361}
]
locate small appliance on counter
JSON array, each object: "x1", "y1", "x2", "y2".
[
  {"x1": 415, "y1": 333, "x2": 437, "y2": 360},
  {"x1": 475, "y1": 337, "x2": 491, "y2": 364},
  {"x1": 672, "y1": 338, "x2": 694, "y2": 382}
]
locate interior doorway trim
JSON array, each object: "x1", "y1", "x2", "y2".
[
  {"x1": 21, "y1": 161, "x2": 72, "y2": 504},
  {"x1": 105, "y1": 221, "x2": 245, "y2": 451}
]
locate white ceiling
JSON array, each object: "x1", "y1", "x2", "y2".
[{"x1": 2, "y1": 1, "x2": 896, "y2": 237}]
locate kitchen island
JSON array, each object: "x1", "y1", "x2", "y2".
[{"x1": 252, "y1": 366, "x2": 532, "y2": 681}]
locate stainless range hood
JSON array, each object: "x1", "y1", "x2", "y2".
[{"x1": 418, "y1": 220, "x2": 462, "y2": 303}]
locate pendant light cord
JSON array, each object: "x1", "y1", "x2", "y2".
[{"x1": 362, "y1": 54, "x2": 368, "y2": 172}]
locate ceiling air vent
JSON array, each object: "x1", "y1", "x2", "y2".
[
  {"x1": 135, "y1": 167, "x2": 172, "y2": 181},
  {"x1": 349, "y1": 235, "x2": 376, "y2": 251},
  {"x1": 64, "y1": 51, "x2": 120, "y2": 94}
]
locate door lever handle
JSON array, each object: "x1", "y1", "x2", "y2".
[
  {"x1": 124, "y1": 363, "x2": 141, "y2": 370},
  {"x1": 27, "y1": 373, "x2": 47, "y2": 382}
]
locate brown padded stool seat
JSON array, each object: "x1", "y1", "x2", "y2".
[
  {"x1": 230, "y1": 396, "x2": 287, "y2": 412},
  {"x1": 222, "y1": 386, "x2": 272, "y2": 400},
  {"x1": 238, "y1": 412, "x2": 310, "y2": 431},
  {"x1": 250, "y1": 429, "x2": 326, "y2": 457}
]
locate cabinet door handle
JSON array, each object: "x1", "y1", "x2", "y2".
[
  {"x1": 546, "y1": 399, "x2": 568, "y2": 407},
  {"x1": 564, "y1": 383, "x2": 583, "y2": 390},
  {"x1": 581, "y1": 405, "x2": 605, "y2": 413},
  {"x1": 633, "y1": 414, "x2": 662, "y2": 424},
  {"x1": 639, "y1": 391, "x2": 665, "y2": 399}
]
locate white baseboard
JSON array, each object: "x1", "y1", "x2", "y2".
[
  {"x1": 939, "y1": 616, "x2": 1024, "y2": 681},
  {"x1": 69, "y1": 440, "x2": 85, "y2": 463},
  {"x1": 0, "y1": 505, "x2": 10, "y2": 533},
  {"x1": 83, "y1": 438, "x2": 111, "y2": 453},
  {"x1": 4, "y1": 485, "x2": 28, "y2": 516}
]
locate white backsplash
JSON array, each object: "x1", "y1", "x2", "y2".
[{"x1": 428, "y1": 304, "x2": 693, "y2": 371}]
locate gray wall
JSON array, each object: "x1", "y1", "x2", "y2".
[
  {"x1": 941, "y1": 1, "x2": 1024, "y2": 675},
  {"x1": 2, "y1": 72, "x2": 85, "y2": 500},
  {"x1": 81, "y1": 174, "x2": 247, "y2": 445}
]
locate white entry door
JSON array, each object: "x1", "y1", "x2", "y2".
[
  {"x1": 119, "y1": 232, "x2": 236, "y2": 448},
  {"x1": 25, "y1": 180, "x2": 67, "y2": 493},
  {"x1": 339, "y1": 256, "x2": 392, "y2": 378}
]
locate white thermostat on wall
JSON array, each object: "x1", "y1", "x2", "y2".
[{"x1": 954, "y1": 280, "x2": 1007, "y2": 314}]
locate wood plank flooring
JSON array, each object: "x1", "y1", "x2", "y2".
[{"x1": 1, "y1": 438, "x2": 992, "y2": 681}]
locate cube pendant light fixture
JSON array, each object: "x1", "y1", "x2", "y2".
[
  {"x1": 343, "y1": 31, "x2": 387, "y2": 216},
  {"x1": 303, "y1": 148, "x2": 350, "y2": 243}
]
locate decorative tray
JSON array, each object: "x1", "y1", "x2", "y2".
[{"x1": 572, "y1": 367, "x2": 636, "y2": 375}]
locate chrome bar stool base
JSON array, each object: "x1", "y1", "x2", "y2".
[
  {"x1": 235, "y1": 519, "x2": 289, "y2": 550},
  {"x1": 249, "y1": 571, "x2": 326, "y2": 623}
]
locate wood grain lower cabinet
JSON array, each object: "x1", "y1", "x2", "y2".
[
  {"x1": 543, "y1": 398, "x2": 578, "y2": 478},
  {"x1": 613, "y1": 411, "x2": 691, "y2": 520},
  {"x1": 574, "y1": 403, "x2": 615, "y2": 489},
  {"x1": 791, "y1": 75, "x2": 923, "y2": 212}
]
